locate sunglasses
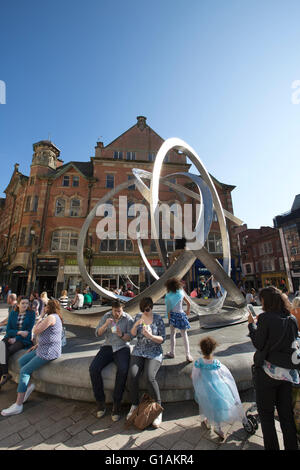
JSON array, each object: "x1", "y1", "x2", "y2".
[{"x1": 143, "y1": 307, "x2": 151, "y2": 312}]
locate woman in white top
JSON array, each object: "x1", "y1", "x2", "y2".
[{"x1": 71, "y1": 288, "x2": 84, "y2": 310}]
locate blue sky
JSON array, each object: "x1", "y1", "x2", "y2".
[{"x1": 1, "y1": 0, "x2": 300, "y2": 228}]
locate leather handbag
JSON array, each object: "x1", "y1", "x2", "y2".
[{"x1": 125, "y1": 393, "x2": 164, "y2": 430}]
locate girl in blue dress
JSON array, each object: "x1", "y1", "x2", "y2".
[
  {"x1": 192, "y1": 336, "x2": 246, "y2": 440},
  {"x1": 164, "y1": 278, "x2": 193, "y2": 362}
]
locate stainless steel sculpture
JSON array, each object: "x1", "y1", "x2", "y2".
[{"x1": 77, "y1": 138, "x2": 246, "y2": 319}]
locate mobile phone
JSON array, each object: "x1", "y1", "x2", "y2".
[{"x1": 247, "y1": 304, "x2": 256, "y2": 317}]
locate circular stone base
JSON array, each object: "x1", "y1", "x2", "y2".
[{"x1": 9, "y1": 308, "x2": 256, "y2": 404}]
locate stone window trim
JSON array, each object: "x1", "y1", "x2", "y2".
[
  {"x1": 54, "y1": 194, "x2": 84, "y2": 217},
  {"x1": 99, "y1": 237, "x2": 134, "y2": 253},
  {"x1": 50, "y1": 229, "x2": 80, "y2": 252},
  {"x1": 24, "y1": 194, "x2": 39, "y2": 213}
]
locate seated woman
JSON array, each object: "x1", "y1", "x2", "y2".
[
  {"x1": 1, "y1": 299, "x2": 63, "y2": 416},
  {"x1": 0, "y1": 296, "x2": 35, "y2": 388},
  {"x1": 83, "y1": 289, "x2": 93, "y2": 309},
  {"x1": 71, "y1": 288, "x2": 84, "y2": 310},
  {"x1": 127, "y1": 297, "x2": 166, "y2": 428},
  {"x1": 59, "y1": 290, "x2": 69, "y2": 310}
]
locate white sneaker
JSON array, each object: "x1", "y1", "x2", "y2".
[
  {"x1": 23, "y1": 384, "x2": 35, "y2": 404},
  {"x1": 152, "y1": 412, "x2": 162, "y2": 428},
  {"x1": 1, "y1": 403, "x2": 23, "y2": 417},
  {"x1": 126, "y1": 405, "x2": 138, "y2": 420}
]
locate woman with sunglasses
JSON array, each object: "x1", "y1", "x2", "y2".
[{"x1": 127, "y1": 297, "x2": 166, "y2": 428}]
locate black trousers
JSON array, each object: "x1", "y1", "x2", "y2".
[
  {"x1": 254, "y1": 366, "x2": 298, "y2": 450},
  {"x1": 0, "y1": 337, "x2": 24, "y2": 375},
  {"x1": 89, "y1": 345, "x2": 130, "y2": 404}
]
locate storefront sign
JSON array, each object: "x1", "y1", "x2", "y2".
[
  {"x1": 65, "y1": 257, "x2": 140, "y2": 267},
  {"x1": 149, "y1": 259, "x2": 163, "y2": 267}
]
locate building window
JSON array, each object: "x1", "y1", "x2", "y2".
[
  {"x1": 106, "y1": 174, "x2": 114, "y2": 189},
  {"x1": 255, "y1": 261, "x2": 260, "y2": 272},
  {"x1": 245, "y1": 264, "x2": 252, "y2": 274},
  {"x1": 9, "y1": 235, "x2": 17, "y2": 254},
  {"x1": 70, "y1": 199, "x2": 81, "y2": 217},
  {"x1": 19, "y1": 227, "x2": 27, "y2": 247},
  {"x1": 51, "y1": 231, "x2": 79, "y2": 252},
  {"x1": 206, "y1": 233, "x2": 223, "y2": 253},
  {"x1": 168, "y1": 177, "x2": 176, "y2": 192},
  {"x1": 279, "y1": 257, "x2": 284, "y2": 270},
  {"x1": 25, "y1": 196, "x2": 31, "y2": 212},
  {"x1": 62, "y1": 175, "x2": 70, "y2": 187},
  {"x1": 128, "y1": 175, "x2": 135, "y2": 190},
  {"x1": 113, "y1": 151, "x2": 123, "y2": 160},
  {"x1": 148, "y1": 153, "x2": 155, "y2": 162},
  {"x1": 127, "y1": 200, "x2": 135, "y2": 218},
  {"x1": 126, "y1": 152, "x2": 136, "y2": 161},
  {"x1": 55, "y1": 198, "x2": 65, "y2": 216},
  {"x1": 150, "y1": 240, "x2": 158, "y2": 252},
  {"x1": 261, "y1": 258, "x2": 275, "y2": 272},
  {"x1": 72, "y1": 176, "x2": 79, "y2": 187},
  {"x1": 30, "y1": 177, "x2": 35, "y2": 186},
  {"x1": 253, "y1": 246, "x2": 257, "y2": 257},
  {"x1": 99, "y1": 238, "x2": 133, "y2": 252},
  {"x1": 165, "y1": 240, "x2": 175, "y2": 252},
  {"x1": 32, "y1": 195, "x2": 39, "y2": 212}
]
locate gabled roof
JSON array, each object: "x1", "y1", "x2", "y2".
[
  {"x1": 47, "y1": 161, "x2": 94, "y2": 180},
  {"x1": 4, "y1": 165, "x2": 28, "y2": 195}
]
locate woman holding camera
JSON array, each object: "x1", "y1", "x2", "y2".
[
  {"x1": 248, "y1": 286, "x2": 299, "y2": 450},
  {"x1": 127, "y1": 297, "x2": 166, "y2": 428}
]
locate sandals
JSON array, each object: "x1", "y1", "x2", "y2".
[{"x1": 165, "y1": 352, "x2": 175, "y2": 359}]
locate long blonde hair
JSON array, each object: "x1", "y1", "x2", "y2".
[{"x1": 40, "y1": 291, "x2": 49, "y2": 304}]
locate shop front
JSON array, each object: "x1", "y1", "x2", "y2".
[
  {"x1": 260, "y1": 272, "x2": 288, "y2": 290},
  {"x1": 64, "y1": 257, "x2": 141, "y2": 294},
  {"x1": 10, "y1": 266, "x2": 28, "y2": 295},
  {"x1": 35, "y1": 258, "x2": 59, "y2": 297}
]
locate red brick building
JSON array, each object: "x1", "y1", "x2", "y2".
[
  {"x1": 0, "y1": 116, "x2": 240, "y2": 297},
  {"x1": 235, "y1": 225, "x2": 288, "y2": 290}
]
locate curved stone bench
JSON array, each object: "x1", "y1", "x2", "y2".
[{"x1": 8, "y1": 317, "x2": 256, "y2": 404}]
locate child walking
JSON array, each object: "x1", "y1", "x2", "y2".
[{"x1": 192, "y1": 336, "x2": 246, "y2": 440}]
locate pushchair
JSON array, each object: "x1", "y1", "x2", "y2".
[{"x1": 242, "y1": 365, "x2": 260, "y2": 435}]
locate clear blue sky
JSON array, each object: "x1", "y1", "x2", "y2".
[{"x1": 1, "y1": 0, "x2": 300, "y2": 228}]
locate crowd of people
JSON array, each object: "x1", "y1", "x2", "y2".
[{"x1": 0, "y1": 279, "x2": 299, "y2": 450}]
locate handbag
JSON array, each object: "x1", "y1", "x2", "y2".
[{"x1": 125, "y1": 393, "x2": 164, "y2": 430}]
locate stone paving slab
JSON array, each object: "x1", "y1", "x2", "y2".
[{"x1": 0, "y1": 378, "x2": 289, "y2": 451}]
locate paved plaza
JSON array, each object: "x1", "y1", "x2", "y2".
[{"x1": 0, "y1": 304, "x2": 285, "y2": 451}]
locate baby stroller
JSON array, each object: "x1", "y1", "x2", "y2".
[
  {"x1": 242, "y1": 364, "x2": 260, "y2": 435},
  {"x1": 243, "y1": 403, "x2": 260, "y2": 435}
]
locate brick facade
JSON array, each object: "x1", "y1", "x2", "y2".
[{"x1": 0, "y1": 117, "x2": 239, "y2": 297}]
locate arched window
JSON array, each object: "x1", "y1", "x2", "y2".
[
  {"x1": 51, "y1": 231, "x2": 79, "y2": 252},
  {"x1": 70, "y1": 199, "x2": 80, "y2": 217},
  {"x1": 55, "y1": 198, "x2": 65, "y2": 216}
]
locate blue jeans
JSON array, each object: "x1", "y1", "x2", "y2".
[{"x1": 17, "y1": 351, "x2": 49, "y2": 393}]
